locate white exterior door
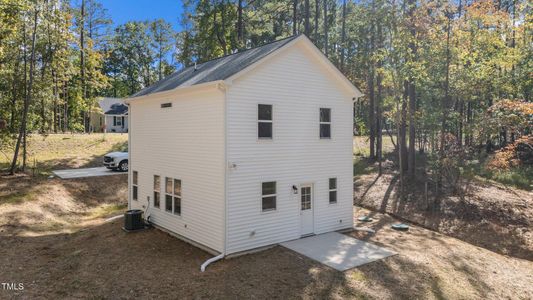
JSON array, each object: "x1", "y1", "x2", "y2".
[{"x1": 300, "y1": 185, "x2": 314, "y2": 236}]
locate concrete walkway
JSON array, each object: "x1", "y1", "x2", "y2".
[
  {"x1": 280, "y1": 232, "x2": 396, "y2": 271},
  {"x1": 52, "y1": 167, "x2": 127, "y2": 179}
]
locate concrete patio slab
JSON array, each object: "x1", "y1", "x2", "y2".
[
  {"x1": 280, "y1": 232, "x2": 396, "y2": 271},
  {"x1": 52, "y1": 167, "x2": 127, "y2": 179}
]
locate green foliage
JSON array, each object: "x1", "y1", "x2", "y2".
[{"x1": 1, "y1": 0, "x2": 531, "y2": 187}]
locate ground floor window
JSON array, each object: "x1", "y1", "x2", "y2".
[
  {"x1": 165, "y1": 177, "x2": 181, "y2": 215},
  {"x1": 329, "y1": 178, "x2": 337, "y2": 204},
  {"x1": 153, "y1": 175, "x2": 160, "y2": 208},
  {"x1": 261, "y1": 181, "x2": 276, "y2": 211},
  {"x1": 132, "y1": 171, "x2": 138, "y2": 201}
]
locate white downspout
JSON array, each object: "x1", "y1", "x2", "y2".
[
  {"x1": 200, "y1": 253, "x2": 225, "y2": 272},
  {"x1": 127, "y1": 105, "x2": 131, "y2": 210},
  {"x1": 200, "y1": 82, "x2": 229, "y2": 272}
]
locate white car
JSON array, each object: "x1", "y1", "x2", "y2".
[{"x1": 103, "y1": 151, "x2": 129, "y2": 172}]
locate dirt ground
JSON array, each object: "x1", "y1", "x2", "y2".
[
  {"x1": 354, "y1": 163, "x2": 533, "y2": 261},
  {"x1": 1, "y1": 175, "x2": 532, "y2": 299}
]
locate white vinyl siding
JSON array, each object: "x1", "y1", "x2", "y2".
[
  {"x1": 128, "y1": 87, "x2": 225, "y2": 253},
  {"x1": 127, "y1": 38, "x2": 357, "y2": 255},
  {"x1": 226, "y1": 43, "x2": 354, "y2": 254}
]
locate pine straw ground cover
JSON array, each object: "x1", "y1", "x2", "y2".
[{"x1": 1, "y1": 175, "x2": 532, "y2": 299}]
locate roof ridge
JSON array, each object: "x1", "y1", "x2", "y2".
[
  {"x1": 131, "y1": 34, "x2": 303, "y2": 98},
  {"x1": 184, "y1": 34, "x2": 301, "y2": 71}
]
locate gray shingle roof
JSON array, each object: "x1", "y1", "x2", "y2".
[
  {"x1": 105, "y1": 103, "x2": 128, "y2": 115},
  {"x1": 132, "y1": 35, "x2": 300, "y2": 97}
]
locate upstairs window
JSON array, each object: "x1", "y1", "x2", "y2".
[
  {"x1": 329, "y1": 178, "x2": 337, "y2": 204},
  {"x1": 261, "y1": 181, "x2": 276, "y2": 211},
  {"x1": 165, "y1": 177, "x2": 181, "y2": 215},
  {"x1": 258, "y1": 104, "x2": 273, "y2": 139},
  {"x1": 153, "y1": 175, "x2": 160, "y2": 208},
  {"x1": 132, "y1": 171, "x2": 138, "y2": 201},
  {"x1": 320, "y1": 108, "x2": 331, "y2": 139}
]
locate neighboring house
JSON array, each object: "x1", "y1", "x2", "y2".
[
  {"x1": 125, "y1": 35, "x2": 363, "y2": 256},
  {"x1": 88, "y1": 108, "x2": 105, "y2": 133},
  {"x1": 100, "y1": 97, "x2": 128, "y2": 133}
]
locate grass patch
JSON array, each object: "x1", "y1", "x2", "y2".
[
  {"x1": 89, "y1": 203, "x2": 128, "y2": 219},
  {"x1": 353, "y1": 157, "x2": 377, "y2": 177},
  {"x1": 474, "y1": 166, "x2": 532, "y2": 191},
  {"x1": 0, "y1": 133, "x2": 128, "y2": 175},
  {"x1": 348, "y1": 270, "x2": 368, "y2": 282},
  {"x1": 0, "y1": 190, "x2": 38, "y2": 205}
]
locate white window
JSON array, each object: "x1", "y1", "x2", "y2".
[
  {"x1": 258, "y1": 104, "x2": 272, "y2": 139},
  {"x1": 153, "y1": 175, "x2": 160, "y2": 208},
  {"x1": 329, "y1": 178, "x2": 337, "y2": 204},
  {"x1": 320, "y1": 108, "x2": 331, "y2": 139},
  {"x1": 132, "y1": 171, "x2": 138, "y2": 201},
  {"x1": 165, "y1": 177, "x2": 181, "y2": 215},
  {"x1": 261, "y1": 181, "x2": 276, "y2": 211}
]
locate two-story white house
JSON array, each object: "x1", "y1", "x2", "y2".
[{"x1": 125, "y1": 34, "x2": 362, "y2": 259}]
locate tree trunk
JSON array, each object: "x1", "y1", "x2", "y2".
[
  {"x1": 323, "y1": 0, "x2": 328, "y2": 56},
  {"x1": 400, "y1": 81, "x2": 408, "y2": 172},
  {"x1": 10, "y1": 61, "x2": 18, "y2": 133},
  {"x1": 52, "y1": 69, "x2": 59, "y2": 133},
  {"x1": 407, "y1": 0, "x2": 417, "y2": 178},
  {"x1": 314, "y1": 0, "x2": 319, "y2": 42},
  {"x1": 440, "y1": 15, "x2": 451, "y2": 175},
  {"x1": 458, "y1": 100, "x2": 463, "y2": 147},
  {"x1": 408, "y1": 82, "x2": 416, "y2": 177},
  {"x1": 237, "y1": 0, "x2": 244, "y2": 44},
  {"x1": 64, "y1": 81, "x2": 69, "y2": 132},
  {"x1": 376, "y1": 20, "x2": 383, "y2": 174},
  {"x1": 159, "y1": 27, "x2": 163, "y2": 81},
  {"x1": 340, "y1": 0, "x2": 347, "y2": 71},
  {"x1": 80, "y1": 0, "x2": 87, "y2": 132},
  {"x1": 293, "y1": 0, "x2": 298, "y2": 35},
  {"x1": 304, "y1": 0, "x2": 310, "y2": 36},
  {"x1": 465, "y1": 101, "x2": 472, "y2": 147},
  {"x1": 368, "y1": 72, "x2": 375, "y2": 160},
  {"x1": 10, "y1": 8, "x2": 39, "y2": 175}
]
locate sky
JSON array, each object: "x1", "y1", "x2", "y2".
[{"x1": 98, "y1": 0, "x2": 184, "y2": 31}]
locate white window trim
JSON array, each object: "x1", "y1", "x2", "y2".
[
  {"x1": 153, "y1": 175, "x2": 160, "y2": 209},
  {"x1": 257, "y1": 104, "x2": 273, "y2": 140},
  {"x1": 329, "y1": 178, "x2": 337, "y2": 204},
  {"x1": 164, "y1": 177, "x2": 181, "y2": 216},
  {"x1": 261, "y1": 181, "x2": 277, "y2": 213},
  {"x1": 320, "y1": 108, "x2": 332, "y2": 139}
]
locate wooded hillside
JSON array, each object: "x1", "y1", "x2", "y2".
[{"x1": 0, "y1": 0, "x2": 531, "y2": 182}]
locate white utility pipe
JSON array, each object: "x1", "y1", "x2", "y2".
[{"x1": 200, "y1": 253, "x2": 225, "y2": 272}]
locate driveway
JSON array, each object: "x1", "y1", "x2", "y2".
[{"x1": 52, "y1": 167, "x2": 127, "y2": 179}]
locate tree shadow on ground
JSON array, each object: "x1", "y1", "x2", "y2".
[
  {"x1": 354, "y1": 159, "x2": 533, "y2": 260},
  {"x1": 0, "y1": 218, "x2": 506, "y2": 299}
]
